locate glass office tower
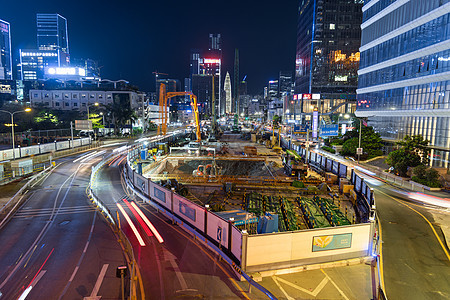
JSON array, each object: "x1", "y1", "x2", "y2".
[
  {"x1": 37, "y1": 13, "x2": 69, "y2": 54},
  {"x1": 295, "y1": 0, "x2": 363, "y2": 122},
  {"x1": 356, "y1": 0, "x2": 450, "y2": 168},
  {"x1": 0, "y1": 19, "x2": 12, "y2": 80}
]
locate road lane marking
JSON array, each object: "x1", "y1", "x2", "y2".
[
  {"x1": 90, "y1": 264, "x2": 109, "y2": 297},
  {"x1": 164, "y1": 250, "x2": 188, "y2": 290},
  {"x1": 320, "y1": 269, "x2": 350, "y2": 300},
  {"x1": 31, "y1": 269, "x2": 47, "y2": 286},
  {"x1": 271, "y1": 276, "x2": 295, "y2": 300},
  {"x1": 137, "y1": 202, "x2": 251, "y2": 300},
  {"x1": 58, "y1": 213, "x2": 97, "y2": 300},
  {"x1": 24, "y1": 245, "x2": 37, "y2": 268},
  {"x1": 273, "y1": 275, "x2": 329, "y2": 297},
  {"x1": 69, "y1": 266, "x2": 79, "y2": 282},
  {"x1": 378, "y1": 190, "x2": 450, "y2": 261}
]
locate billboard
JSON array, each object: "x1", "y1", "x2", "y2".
[
  {"x1": 75, "y1": 120, "x2": 92, "y2": 130},
  {"x1": 312, "y1": 108, "x2": 318, "y2": 138},
  {"x1": 320, "y1": 124, "x2": 339, "y2": 137},
  {"x1": 312, "y1": 233, "x2": 352, "y2": 252}
]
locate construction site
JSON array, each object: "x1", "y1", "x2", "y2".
[{"x1": 136, "y1": 130, "x2": 359, "y2": 235}]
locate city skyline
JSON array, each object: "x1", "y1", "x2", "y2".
[{"x1": 1, "y1": 0, "x2": 298, "y2": 94}]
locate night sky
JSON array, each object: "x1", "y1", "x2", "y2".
[{"x1": 2, "y1": 0, "x2": 298, "y2": 94}]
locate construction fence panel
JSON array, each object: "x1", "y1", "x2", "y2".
[
  {"x1": 231, "y1": 226, "x2": 243, "y2": 263},
  {"x1": 173, "y1": 194, "x2": 205, "y2": 232},
  {"x1": 339, "y1": 164, "x2": 348, "y2": 179},
  {"x1": 207, "y1": 211, "x2": 229, "y2": 248},
  {"x1": 39, "y1": 142, "x2": 56, "y2": 154},
  {"x1": 149, "y1": 180, "x2": 172, "y2": 211},
  {"x1": 332, "y1": 160, "x2": 339, "y2": 175},
  {"x1": 316, "y1": 154, "x2": 322, "y2": 166},
  {"x1": 326, "y1": 159, "x2": 333, "y2": 172},
  {"x1": 355, "y1": 175, "x2": 363, "y2": 193},
  {"x1": 133, "y1": 173, "x2": 149, "y2": 196},
  {"x1": 321, "y1": 156, "x2": 327, "y2": 168},
  {"x1": 56, "y1": 141, "x2": 70, "y2": 150},
  {"x1": 245, "y1": 223, "x2": 372, "y2": 272},
  {"x1": 72, "y1": 139, "x2": 82, "y2": 147},
  {"x1": 20, "y1": 145, "x2": 40, "y2": 157},
  {"x1": 311, "y1": 152, "x2": 317, "y2": 163}
]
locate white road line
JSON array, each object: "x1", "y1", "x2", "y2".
[
  {"x1": 69, "y1": 266, "x2": 79, "y2": 282},
  {"x1": 83, "y1": 242, "x2": 89, "y2": 253},
  {"x1": 90, "y1": 264, "x2": 109, "y2": 297},
  {"x1": 321, "y1": 269, "x2": 350, "y2": 300},
  {"x1": 271, "y1": 276, "x2": 295, "y2": 300},
  {"x1": 32, "y1": 270, "x2": 47, "y2": 286},
  {"x1": 164, "y1": 250, "x2": 188, "y2": 291}
]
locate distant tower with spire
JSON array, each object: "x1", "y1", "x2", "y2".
[{"x1": 224, "y1": 72, "x2": 232, "y2": 114}]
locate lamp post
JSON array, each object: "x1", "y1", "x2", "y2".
[{"x1": 0, "y1": 108, "x2": 32, "y2": 159}]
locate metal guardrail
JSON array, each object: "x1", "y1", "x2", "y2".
[{"x1": 88, "y1": 153, "x2": 139, "y2": 300}]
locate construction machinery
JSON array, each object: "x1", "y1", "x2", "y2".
[
  {"x1": 158, "y1": 83, "x2": 201, "y2": 142},
  {"x1": 283, "y1": 149, "x2": 307, "y2": 178}
]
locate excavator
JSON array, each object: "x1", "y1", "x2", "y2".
[{"x1": 157, "y1": 83, "x2": 201, "y2": 142}]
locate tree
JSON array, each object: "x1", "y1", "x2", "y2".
[
  {"x1": 412, "y1": 164, "x2": 441, "y2": 187},
  {"x1": 386, "y1": 135, "x2": 430, "y2": 177},
  {"x1": 104, "y1": 95, "x2": 137, "y2": 135},
  {"x1": 340, "y1": 125, "x2": 383, "y2": 159},
  {"x1": 272, "y1": 115, "x2": 282, "y2": 128}
]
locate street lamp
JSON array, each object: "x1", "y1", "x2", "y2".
[{"x1": 0, "y1": 108, "x2": 32, "y2": 159}]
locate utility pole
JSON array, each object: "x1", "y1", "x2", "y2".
[
  {"x1": 70, "y1": 121, "x2": 74, "y2": 149},
  {"x1": 358, "y1": 118, "x2": 362, "y2": 164}
]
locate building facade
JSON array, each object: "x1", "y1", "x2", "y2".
[
  {"x1": 37, "y1": 14, "x2": 69, "y2": 54},
  {"x1": 224, "y1": 72, "x2": 232, "y2": 113},
  {"x1": 0, "y1": 19, "x2": 12, "y2": 80},
  {"x1": 295, "y1": 0, "x2": 363, "y2": 122},
  {"x1": 356, "y1": 0, "x2": 450, "y2": 168}
]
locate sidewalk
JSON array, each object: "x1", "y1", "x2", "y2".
[{"x1": 251, "y1": 258, "x2": 376, "y2": 300}]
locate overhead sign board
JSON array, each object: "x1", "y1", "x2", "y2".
[
  {"x1": 75, "y1": 120, "x2": 92, "y2": 130},
  {"x1": 294, "y1": 124, "x2": 309, "y2": 134},
  {"x1": 320, "y1": 124, "x2": 339, "y2": 137}
]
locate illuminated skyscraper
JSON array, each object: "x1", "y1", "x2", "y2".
[
  {"x1": 19, "y1": 13, "x2": 70, "y2": 80},
  {"x1": 224, "y1": 72, "x2": 232, "y2": 114},
  {"x1": 356, "y1": 0, "x2": 450, "y2": 167},
  {"x1": 295, "y1": 0, "x2": 363, "y2": 121},
  {"x1": 0, "y1": 19, "x2": 12, "y2": 80},
  {"x1": 37, "y1": 13, "x2": 69, "y2": 54}
]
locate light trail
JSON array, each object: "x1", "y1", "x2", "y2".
[
  {"x1": 130, "y1": 201, "x2": 164, "y2": 243},
  {"x1": 122, "y1": 199, "x2": 153, "y2": 237},
  {"x1": 116, "y1": 203, "x2": 146, "y2": 246},
  {"x1": 73, "y1": 151, "x2": 97, "y2": 163}
]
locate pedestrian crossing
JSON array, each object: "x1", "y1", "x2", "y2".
[{"x1": 14, "y1": 205, "x2": 96, "y2": 218}]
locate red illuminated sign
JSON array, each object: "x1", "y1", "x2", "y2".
[
  {"x1": 203, "y1": 58, "x2": 221, "y2": 64},
  {"x1": 303, "y1": 94, "x2": 312, "y2": 100}
]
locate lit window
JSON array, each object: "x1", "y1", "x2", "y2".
[{"x1": 329, "y1": 23, "x2": 335, "y2": 30}]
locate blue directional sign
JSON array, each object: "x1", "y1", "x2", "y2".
[
  {"x1": 320, "y1": 124, "x2": 339, "y2": 137},
  {"x1": 294, "y1": 125, "x2": 309, "y2": 134}
]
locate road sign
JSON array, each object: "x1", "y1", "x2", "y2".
[
  {"x1": 357, "y1": 148, "x2": 363, "y2": 155},
  {"x1": 320, "y1": 124, "x2": 339, "y2": 137},
  {"x1": 217, "y1": 226, "x2": 222, "y2": 242},
  {"x1": 294, "y1": 125, "x2": 309, "y2": 134},
  {"x1": 75, "y1": 120, "x2": 92, "y2": 130}
]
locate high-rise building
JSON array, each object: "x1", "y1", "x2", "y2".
[
  {"x1": 224, "y1": 72, "x2": 232, "y2": 113},
  {"x1": 190, "y1": 49, "x2": 202, "y2": 77},
  {"x1": 0, "y1": 19, "x2": 12, "y2": 80},
  {"x1": 295, "y1": 0, "x2": 363, "y2": 121},
  {"x1": 37, "y1": 14, "x2": 69, "y2": 54},
  {"x1": 19, "y1": 13, "x2": 70, "y2": 80},
  {"x1": 268, "y1": 80, "x2": 279, "y2": 98},
  {"x1": 356, "y1": 0, "x2": 450, "y2": 168},
  {"x1": 208, "y1": 34, "x2": 222, "y2": 58},
  {"x1": 279, "y1": 71, "x2": 293, "y2": 96}
]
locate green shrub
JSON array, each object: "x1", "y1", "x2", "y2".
[{"x1": 322, "y1": 146, "x2": 336, "y2": 154}]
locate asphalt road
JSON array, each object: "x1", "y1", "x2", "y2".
[
  {"x1": 0, "y1": 151, "x2": 126, "y2": 300},
  {"x1": 93, "y1": 155, "x2": 261, "y2": 299},
  {"x1": 359, "y1": 173, "x2": 450, "y2": 300}
]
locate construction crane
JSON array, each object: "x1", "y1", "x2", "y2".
[{"x1": 158, "y1": 83, "x2": 201, "y2": 142}]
